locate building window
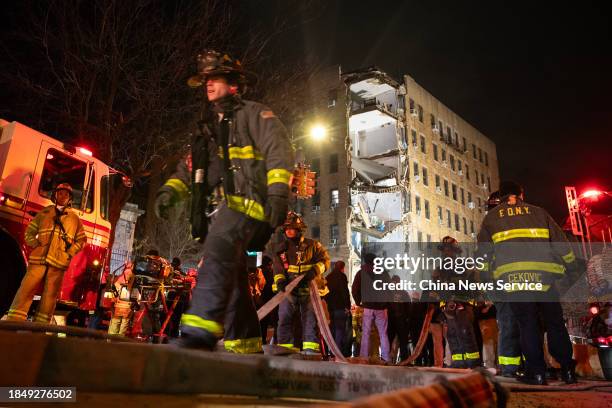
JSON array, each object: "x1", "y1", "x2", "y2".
[
  {"x1": 481, "y1": 173, "x2": 486, "y2": 185},
  {"x1": 311, "y1": 157, "x2": 320, "y2": 174},
  {"x1": 327, "y1": 89, "x2": 337, "y2": 108},
  {"x1": 425, "y1": 200, "x2": 430, "y2": 219},
  {"x1": 458, "y1": 160, "x2": 462, "y2": 173},
  {"x1": 461, "y1": 188, "x2": 465, "y2": 205},
  {"x1": 485, "y1": 151, "x2": 489, "y2": 167},
  {"x1": 413, "y1": 162, "x2": 419, "y2": 178},
  {"x1": 422, "y1": 167, "x2": 429, "y2": 186},
  {"x1": 329, "y1": 153, "x2": 338, "y2": 174},
  {"x1": 433, "y1": 144, "x2": 439, "y2": 161},
  {"x1": 330, "y1": 224, "x2": 339, "y2": 242},
  {"x1": 477, "y1": 197, "x2": 482, "y2": 213},
  {"x1": 437, "y1": 206, "x2": 443, "y2": 222},
  {"x1": 475, "y1": 169, "x2": 479, "y2": 186},
  {"x1": 312, "y1": 191, "x2": 320, "y2": 207},
  {"x1": 438, "y1": 120, "x2": 443, "y2": 136},
  {"x1": 411, "y1": 129, "x2": 418, "y2": 146},
  {"x1": 463, "y1": 217, "x2": 467, "y2": 234},
  {"x1": 415, "y1": 195, "x2": 421, "y2": 214},
  {"x1": 478, "y1": 147, "x2": 483, "y2": 163},
  {"x1": 455, "y1": 213, "x2": 460, "y2": 232},
  {"x1": 430, "y1": 114, "x2": 436, "y2": 128},
  {"x1": 427, "y1": 234, "x2": 432, "y2": 244},
  {"x1": 403, "y1": 190, "x2": 411, "y2": 212},
  {"x1": 409, "y1": 98, "x2": 415, "y2": 111},
  {"x1": 466, "y1": 164, "x2": 470, "y2": 180},
  {"x1": 444, "y1": 179, "x2": 449, "y2": 196},
  {"x1": 442, "y1": 149, "x2": 447, "y2": 162},
  {"x1": 468, "y1": 191, "x2": 473, "y2": 203},
  {"x1": 470, "y1": 220, "x2": 475, "y2": 234},
  {"x1": 452, "y1": 184, "x2": 458, "y2": 201},
  {"x1": 447, "y1": 209, "x2": 452, "y2": 228},
  {"x1": 463, "y1": 137, "x2": 467, "y2": 152},
  {"x1": 330, "y1": 189, "x2": 339, "y2": 207},
  {"x1": 417, "y1": 231, "x2": 423, "y2": 249},
  {"x1": 446, "y1": 126, "x2": 452, "y2": 142},
  {"x1": 420, "y1": 135, "x2": 426, "y2": 153},
  {"x1": 472, "y1": 144, "x2": 477, "y2": 159},
  {"x1": 435, "y1": 174, "x2": 441, "y2": 189},
  {"x1": 418, "y1": 105, "x2": 424, "y2": 122},
  {"x1": 450, "y1": 155, "x2": 455, "y2": 171},
  {"x1": 487, "y1": 176, "x2": 491, "y2": 192},
  {"x1": 311, "y1": 226, "x2": 320, "y2": 238},
  {"x1": 399, "y1": 126, "x2": 408, "y2": 149}
]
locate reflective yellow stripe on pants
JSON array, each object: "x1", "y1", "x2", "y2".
[
  {"x1": 499, "y1": 355, "x2": 521, "y2": 365},
  {"x1": 181, "y1": 313, "x2": 224, "y2": 338},
  {"x1": 224, "y1": 337, "x2": 263, "y2": 354},
  {"x1": 303, "y1": 341, "x2": 320, "y2": 352}
]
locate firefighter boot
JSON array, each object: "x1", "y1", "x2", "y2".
[
  {"x1": 171, "y1": 328, "x2": 218, "y2": 351},
  {"x1": 517, "y1": 372, "x2": 548, "y2": 386},
  {"x1": 560, "y1": 361, "x2": 578, "y2": 384}
]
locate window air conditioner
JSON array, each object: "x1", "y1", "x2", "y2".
[
  {"x1": 458, "y1": 170, "x2": 463, "y2": 176},
  {"x1": 442, "y1": 160, "x2": 448, "y2": 167},
  {"x1": 414, "y1": 175, "x2": 420, "y2": 182},
  {"x1": 471, "y1": 232, "x2": 476, "y2": 238},
  {"x1": 410, "y1": 108, "x2": 418, "y2": 117},
  {"x1": 468, "y1": 202, "x2": 475, "y2": 209},
  {"x1": 311, "y1": 205, "x2": 320, "y2": 213},
  {"x1": 438, "y1": 218, "x2": 444, "y2": 225},
  {"x1": 329, "y1": 239, "x2": 337, "y2": 247},
  {"x1": 432, "y1": 125, "x2": 440, "y2": 133},
  {"x1": 436, "y1": 186, "x2": 442, "y2": 194}
]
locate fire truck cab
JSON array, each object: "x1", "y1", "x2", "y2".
[{"x1": 0, "y1": 119, "x2": 115, "y2": 319}]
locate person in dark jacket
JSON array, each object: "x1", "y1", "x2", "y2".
[
  {"x1": 352, "y1": 253, "x2": 391, "y2": 362},
  {"x1": 258, "y1": 256, "x2": 277, "y2": 345},
  {"x1": 478, "y1": 181, "x2": 579, "y2": 385},
  {"x1": 325, "y1": 261, "x2": 352, "y2": 357},
  {"x1": 155, "y1": 50, "x2": 294, "y2": 353}
]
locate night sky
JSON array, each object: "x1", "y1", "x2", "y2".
[{"x1": 255, "y1": 0, "x2": 612, "y2": 222}]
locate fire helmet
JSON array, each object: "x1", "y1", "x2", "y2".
[
  {"x1": 486, "y1": 190, "x2": 502, "y2": 211},
  {"x1": 187, "y1": 50, "x2": 257, "y2": 89},
  {"x1": 283, "y1": 211, "x2": 307, "y2": 231},
  {"x1": 438, "y1": 235, "x2": 462, "y2": 253},
  {"x1": 52, "y1": 183, "x2": 73, "y2": 203}
]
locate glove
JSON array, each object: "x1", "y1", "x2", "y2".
[
  {"x1": 304, "y1": 268, "x2": 317, "y2": 281},
  {"x1": 154, "y1": 191, "x2": 173, "y2": 219},
  {"x1": 276, "y1": 279, "x2": 287, "y2": 292},
  {"x1": 265, "y1": 195, "x2": 288, "y2": 228}
]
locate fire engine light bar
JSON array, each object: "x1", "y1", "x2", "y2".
[{"x1": 78, "y1": 147, "x2": 93, "y2": 157}]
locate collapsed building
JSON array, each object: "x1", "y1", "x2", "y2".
[{"x1": 298, "y1": 66, "x2": 499, "y2": 282}]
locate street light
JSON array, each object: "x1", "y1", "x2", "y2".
[{"x1": 309, "y1": 124, "x2": 327, "y2": 141}]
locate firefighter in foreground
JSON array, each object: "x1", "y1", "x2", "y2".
[
  {"x1": 435, "y1": 236, "x2": 482, "y2": 369},
  {"x1": 273, "y1": 212, "x2": 330, "y2": 354},
  {"x1": 484, "y1": 190, "x2": 523, "y2": 377},
  {"x1": 477, "y1": 181, "x2": 578, "y2": 385},
  {"x1": 155, "y1": 51, "x2": 294, "y2": 352},
  {"x1": 7, "y1": 183, "x2": 86, "y2": 323}
]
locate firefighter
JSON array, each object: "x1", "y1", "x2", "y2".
[
  {"x1": 7, "y1": 183, "x2": 87, "y2": 323},
  {"x1": 155, "y1": 50, "x2": 294, "y2": 353},
  {"x1": 484, "y1": 190, "x2": 523, "y2": 377},
  {"x1": 477, "y1": 181, "x2": 578, "y2": 385},
  {"x1": 436, "y1": 236, "x2": 482, "y2": 369},
  {"x1": 273, "y1": 212, "x2": 330, "y2": 354}
]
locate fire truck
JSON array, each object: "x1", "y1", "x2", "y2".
[{"x1": 0, "y1": 119, "x2": 123, "y2": 321}]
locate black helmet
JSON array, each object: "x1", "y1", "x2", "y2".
[
  {"x1": 499, "y1": 181, "x2": 524, "y2": 198},
  {"x1": 486, "y1": 191, "x2": 502, "y2": 211},
  {"x1": 283, "y1": 211, "x2": 307, "y2": 231},
  {"x1": 187, "y1": 50, "x2": 257, "y2": 89}
]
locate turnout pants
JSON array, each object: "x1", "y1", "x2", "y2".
[
  {"x1": 7, "y1": 263, "x2": 65, "y2": 323},
  {"x1": 181, "y1": 206, "x2": 265, "y2": 353},
  {"x1": 278, "y1": 291, "x2": 319, "y2": 352},
  {"x1": 444, "y1": 304, "x2": 482, "y2": 368},
  {"x1": 509, "y1": 301, "x2": 573, "y2": 376},
  {"x1": 496, "y1": 302, "x2": 522, "y2": 374}
]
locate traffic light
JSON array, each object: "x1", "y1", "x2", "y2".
[{"x1": 291, "y1": 163, "x2": 317, "y2": 199}]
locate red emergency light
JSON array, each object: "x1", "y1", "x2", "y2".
[
  {"x1": 78, "y1": 147, "x2": 93, "y2": 157},
  {"x1": 581, "y1": 190, "x2": 603, "y2": 199},
  {"x1": 589, "y1": 305, "x2": 600, "y2": 315}
]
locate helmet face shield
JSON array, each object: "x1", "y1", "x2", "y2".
[{"x1": 283, "y1": 211, "x2": 307, "y2": 231}]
